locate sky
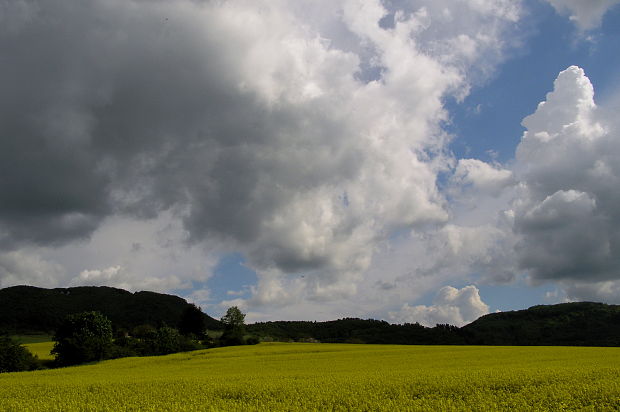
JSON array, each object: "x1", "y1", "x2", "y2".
[{"x1": 1, "y1": 0, "x2": 620, "y2": 327}]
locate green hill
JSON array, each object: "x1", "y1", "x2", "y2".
[
  {"x1": 247, "y1": 302, "x2": 620, "y2": 346},
  {"x1": 0, "y1": 285, "x2": 221, "y2": 333},
  {"x1": 462, "y1": 302, "x2": 620, "y2": 346}
]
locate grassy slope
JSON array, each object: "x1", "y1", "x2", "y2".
[
  {"x1": 1, "y1": 343, "x2": 620, "y2": 411},
  {"x1": 10, "y1": 335, "x2": 55, "y2": 362},
  {"x1": 23, "y1": 342, "x2": 55, "y2": 361}
]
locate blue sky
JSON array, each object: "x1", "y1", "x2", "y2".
[
  {"x1": 450, "y1": 0, "x2": 620, "y2": 164},
  {"x1": 2, "y1": 0, "x2": 620, "y2": 326}
]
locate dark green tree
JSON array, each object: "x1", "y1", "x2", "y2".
[
  {"x1": 52, "y1": 311, "x2": 113, "y2": 366},
  {"x1": 0, "y1": 335, "x2": 39, "y2": 373},
  {"x1": 220, "y1": 306, "x2": 247, "y2": 346},
  {"x1": 134, "y1": 325, "x2": 202, "y2": 355},
  {"x1": 221, "y1": 306, "x2": 245, "y2": 330},
  {"x1": 132, "y1": 324, "x2": 157, "y2": 339},
  {"x1": 178, "y1": 304, "x2": 207, "y2": 337},
  {"x1": 153, "y1": 326, "x2": 182, "y2": 355}
]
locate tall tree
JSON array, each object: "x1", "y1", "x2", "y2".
[
  {"x1": 221, "y1": 306, "x2": 245, "y2": 330},
  {"x1": 178, "y1": 304, "x2": 207, "y2": 337},
  {"x1": 220, "y1": 306, "x2": 246, "y2": 346}
]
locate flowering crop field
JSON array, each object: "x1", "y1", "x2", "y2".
[{"x1": 1, "y1": 343, "x2": 619, "y2": 411}]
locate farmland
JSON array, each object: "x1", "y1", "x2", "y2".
[
  {"x1": 22, "y1": 341, "x2": 55, "y2": 361},
  {"x1": 1, "y1": 343, "x2": 620, "y2": 411},
  {"x1": 11, "y1": 335, "x2": 55, "y2": 362}
]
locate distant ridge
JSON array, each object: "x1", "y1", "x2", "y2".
[
  {"x1": 248, "y1": 302, "x2": 620, "y2": 346},
  {"x1": 3, "y1": 285, "x2": 620, "y2": 346},
  {"x1": 461, "y1": 301, "x2": 620, "y2": 346},
  {"x1": 0, "y1": 285, "x2": 221, "y2": 333}
]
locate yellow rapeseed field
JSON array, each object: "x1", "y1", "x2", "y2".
[{"x1": 1, "y1": 343, "x2": 619, "y2": 411}]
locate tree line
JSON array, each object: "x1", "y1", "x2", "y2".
[
  {"x1": 1, "y1": 305, "x2": 255, "y2": 372},
  {"x1": 246, "y1": 302, "x2": 620, "y2": 346}
]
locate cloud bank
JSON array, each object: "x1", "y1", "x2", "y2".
[
  {"x1": 0, "y1": 0, "x2": 524, "y2": 304},
  {"x1": 3, "y1": 1, "x2": 619, "y2": 323}
]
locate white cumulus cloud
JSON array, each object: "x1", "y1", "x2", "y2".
[
  {"x1": 389, "y1": 285, "x2": 490, "y2": 327},
  {"x1": 70, "y1": 264, "x2": 190, "y2": 292},
  {"x1": 0, "y1": 250, "x2": 64, "y2": 289},
  {"x1": 544, "y1": 0, "x2": 620, "y2": 30},
  {"x1": 453, "y1": 158, "x2": 514, "y2": 196}
]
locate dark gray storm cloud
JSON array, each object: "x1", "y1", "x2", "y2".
[
  {"x1": 1, "y1": 2, "x2": 348, "y2": 245},
  {"x1": 0, "y1": 0, "x2": 460, "y2": 283},
  {"x1": 1, "y1": 0, "x2": 241, "y2": 245}
]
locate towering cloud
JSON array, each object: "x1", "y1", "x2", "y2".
[
  {"x1": 513, "y1": 67, "x2": 616, "y2": 280},
  {"x1": 504, "y1": 66, "x2": 620, "y2": 302}
]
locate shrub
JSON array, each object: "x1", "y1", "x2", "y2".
[
  {"x1": 52, "y1": 311, "x2": 113, "y2": 366},
  {"x1": 0, "y1": 335, "x2": 39, "y2": 373}
]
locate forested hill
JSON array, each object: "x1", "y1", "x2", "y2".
[
  {"x1": 0, "y1": 285, "x2": 220, "y2": 333},
  {"x1": 248, "y1": 302, "x2": 620, "y2": 346},
  {"x1": 461, "y1": 302, "x2": 620, "y2": 346}
]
